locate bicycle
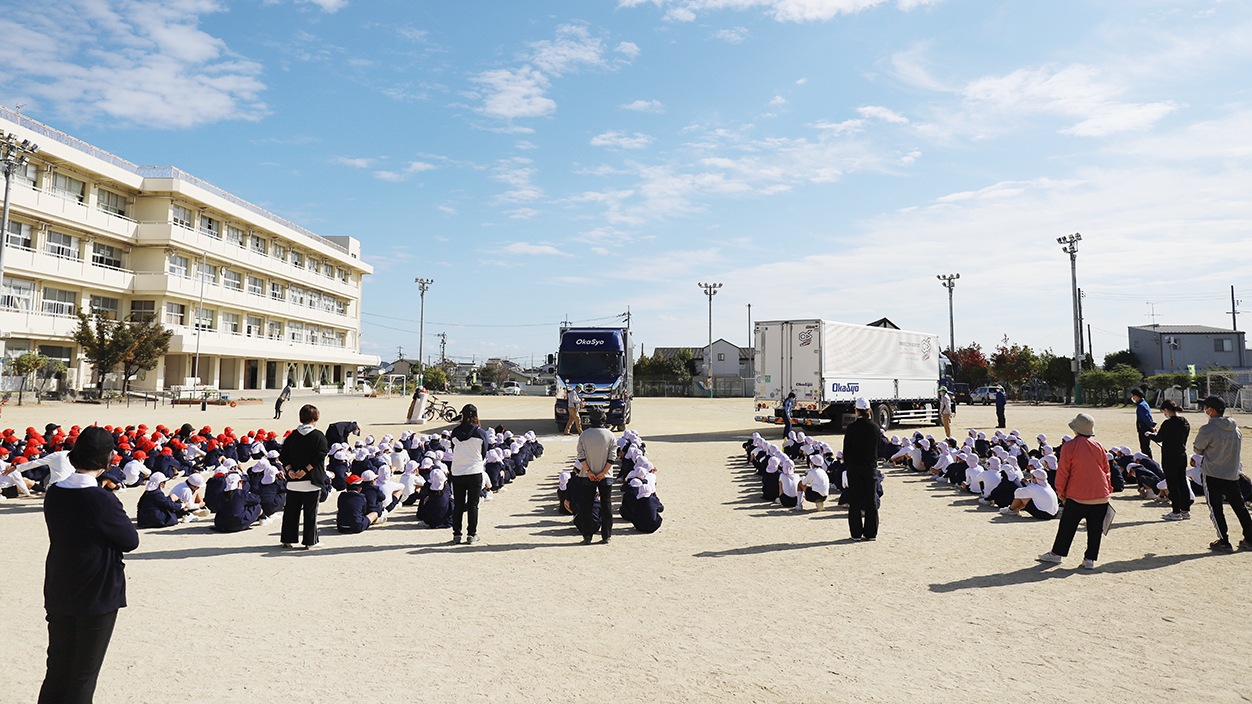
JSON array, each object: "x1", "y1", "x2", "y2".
[{"x1": 423, "y1": 394, "x2": 460, "y2": 423}]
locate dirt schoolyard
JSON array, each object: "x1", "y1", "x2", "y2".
[{"x1": 2, "y1": 395, "x2": 1249, "y2": 703}]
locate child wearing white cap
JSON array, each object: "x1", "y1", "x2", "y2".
[{"x1": 1002, "y1": 468, "x2": 1059, "y2": 519}]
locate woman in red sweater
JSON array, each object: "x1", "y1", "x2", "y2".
[{"x1": 1038, "y1": 413, "x2": 1112, "y2": 569}]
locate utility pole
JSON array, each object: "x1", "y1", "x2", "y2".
[
  {"x1": 414, "y1": 278, "x2": 433, "y2": 386},
  {"x1": 1057, "y1": 233, "x2": 1083, "y2": 403},
  {"x1": 937, "y1": 274, "x2": 959, "y2": 353},
  {"x1": 1230, "y1": 286, "x2": 1244, "y2": 368},
  {"x1": 438, "y1": 332, "x2": 447, "y2": 366},
  {"x1": 0, "y1": 131, "x2": 40, "y2": 361},
  {"x1": 747, "y1": 303, "x2": 753, "y2": 378},
  {"x1": 698, "y1": 282, "x2": 722, "y2": 398},
  {"x1": 1077, "y1": 288, "x2": 1086, "y2": 362}
]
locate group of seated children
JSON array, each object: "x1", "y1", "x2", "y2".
[
  {"x1": 743, "y1": 431, "x2": 883, "y2": 513},
  {"x1": 408, "y1": 428, "x2": 545, "y2": 531},
  {"x1": 556, "y1": 430, "x2": 664, "y2": 534}
]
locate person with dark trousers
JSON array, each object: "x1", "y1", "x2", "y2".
[
  {"x1": 575, "y1": 406, "x2": 616, "y2": 544},
  {"x1": 781, "y1": 392, "x2": 796, "y2": 438},
  {"x1": 279, "y1": 404, "x2": 329, "y2": 549},
  {"x1": 1149, "y1": 399, "x2": 1192, "y2": 520},
  {"x1": 39, "y1": 426, "x2": 140, "y2": 704},
  {"x1": 1131, "y1": 389, "x2": 1156, "y2": 458},
  {"x1": 325, "y1": 420, "x2": 361, "y2": 447},
  {"x1": 994, "y1": 387, "x2": 1007, "y2": 429},
  {"x1": 274, "y1": 379, "x2": 293, "y2": 420},
  {"x1": 1193, "y1": 395, "x2": 1250, "y2": 552},
  {"x1": 336, "y1": 475, "x2": 379, "y2": 533},
  {"x1": 842, "y1": 397, "x2": 882, "y2": 541},
  {"x1": 449, "y1": 404, "x2": 492, "y2": 544},
  {"x1": 1039, "y1": 413, "x2": 1112, "y2": 569}
]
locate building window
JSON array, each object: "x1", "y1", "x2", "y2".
[
  {"x1": 246, "y1": 315, "x2": 263, "y2": 337},
  {"x1": 222, "y1": 269, "x2": 242, "y2": 291},
  {"x1": 130, "y1": 300, "x2": 156, "y2": 322},
  {"x1": 289, "y1": 286, "x2": 305, "y2": 306},
  {"x1": 270, "y1": 282, "x2": 284, "y2": 301},
  {"x1": 91, "y1": 242, "x2": 123, "y2": 270},
  {"x1": 196, "y1": 262, "x2": 217, "y2": 285},
  {"x1": 168, "y1": 253, "x2": 190, "y2": 278},
  {"x1": 226, "y1": 226, "x2": 245, "y2": 247},
  {"x1": 338, "y1": 267, "x2": 347, "y2": 283},
  {"x1": 246, "y1": 275, "x2": 264, "y2": 296},
  {"x1": 272, "y1": 243, "x2": 287, "y2": 262},
  {"x1": 310, "y1": 259, "x2": 320, "y2": 275},
  {"x1": 6, "y1": 220, "x2": 32, "y2": 249},
  {"x1": 200, "y1": 214, "x2": 220, "y2": 238},
  {"x1": 291, "y1": 251, "x2": 304, "y2": 269},
  {"x1": 50, "y1": 172, "x2": 86, "y2": 203},
  {"x1": 335, "y1": 299, "x2": 346, "y2": 316},
  {"x1": 289, "y1": 322, "x2": 304, "y2": 344},
  {"x1": 42, "y1": 287, "x2": 77, "y2": 317},
  {"x1": 194, "y1": 307, "x2": 215, "y2": 330},
  {"x1": 717, "y1": 352, "x2": 725, "y2": 361},
  {"x1": 97, "y1": 189, "x2": 126, "y2": 217},
  {"x1": 1, "y1": 277, "x2": 35, "y2": 312},
  {"x1": 1215, "y1": 338, "x2": 1234, "y2": 353},
  {"x1": 338, "y1": 331, "x2": 347, "y2": 347},
  {"x1": 172, "y1": 204, "x2": 194, "y2": 229},
  {"x1": 89, "y1": 295, "x2": 119, "y2": 319},
  {"x1": 221, "y1": 312, "x2": 240, "y2": 334},
  {"x1": 45, "y1": 231, "x2": 78, "y2": 260},
  {"x1": 251, "y1": 235, "x2": 267, "y2": 255},
  {"x1": 165, "y1": 302, "x2": 186, "y2": 326},
  {"x1": 267, "y1": 320, "x2": 283, "y2": 340}
]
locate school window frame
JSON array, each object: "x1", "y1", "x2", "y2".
[
  {"x1": 251, "y1": 235, "x2": 267, "y2": 255},
  {"x1": 334, "y1": 299, "x2": 346, "y2": 316},
  {"x1": 1215, "y1": 338, "x2": 1234, "y2": 353},
  {"x1": 199, "y1": 214, "x2": 220, "y2": 238},
  {"x1": 129, "y1": 300, "x2": 156, "y2": 322},
  {"x1": 195, "y1": 262, "x2": 217, "y2": 286},
  {"x1": 167, "y1": 253, "x2": 190, "y2": 278},
  {"x1": 338, "y1": 267, "x2": 348, "y2": 283},
  {"x1": 91, "y1": 242, "x2": 123, "y2": 270},
  {"x1": 172, "y1": 204, "x2": 194, "y2": 229},
  {"x1": 221, "y1": 312, "x2": 241, "y2": 334},
  {"x1": 193, "y1": 307, "x2": 215, "y2": 331},
  {"x1": 288, "y1": 321, "x2": 304, "y2": 344},
  {"x1": 226, "y1": 226, "x2": 245, "y2": 247},
  {"x1": 291, "y1": 250, "x2": 304, "y2": 269},
  {"x1": 289, "y1": 286, "x2": 305, "y2": 306},
  {"x1": 246, "y1": 275, "x2": 264, "y2": 296},
  {"x1": 270, "y1": 281, "x2": 284, "y2": 301},
  {"x1": 221, "y1": 269, "x2": 242, "y2": 291},
  {"x1": 45, "y1": 231, "x2": 79, "y2": 260},
  {"x1": 41, "y1": 287, "x2": 77, "y2": 317},
  {"x1": 50, "y1": 172, "x2": 86, "y2": 203},
  {"x1": 165, "y1": 302, "x2": 186, "y2": 326},
  {"x1": 89, "y1": 295, "x2": 119, "y2": 320},
  {"x1": 1, "y1": 276, "x2": 35, "y2": 312},
  {"x1": 5, "y1": 220, "x2": 32, "y2": 250},
  {"x1": 272, "y1": 242, "x2": 287, "y2": 262},
  {"x1": 97, "y1": 188, "x2": 127, "y2": 217},
  {"x1": 246, "y1": 315, "x2": 263, "y2": 337},
  {"x1": 267, "y1": 320, "x2": 283, "y2": 340}
]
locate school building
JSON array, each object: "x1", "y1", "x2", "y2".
[{"x1": 0, "y1": 107, "x2": 380, "y2": 395}]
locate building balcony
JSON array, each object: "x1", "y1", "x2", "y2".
[
  {"x1": 167, "y1": 327, "x2": 376, "y2": 365},
  {"x1": 2, "y1": 245, "x2": 136, "y2": 292},
  {"x1": 8, "y1": 183, "x2": 139, "y2": 241},
  {"x1": 0, "y1": 306, "x2": 84, "y2": 340},
  {"x1": 131, "y1": 272, "x2": 358, "y2": 327}
]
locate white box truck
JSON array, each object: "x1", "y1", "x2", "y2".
[{"x1": 754, "y1": 320, "x2": 942, "y2": 430}]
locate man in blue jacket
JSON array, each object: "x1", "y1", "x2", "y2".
[
  {"x1": 995, "y1": 387, "x2": 1007, "y2": 429},
  {"x1": 781, "y1": 392, "x2": 796, "y2": 438},
  {"x1": 1131, "y1": 389, "x2": 1156, "y2": 458}
]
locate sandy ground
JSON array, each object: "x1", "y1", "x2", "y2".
[{"x1": 3, "y1": 394, "x2": 1251, "y2": 704}]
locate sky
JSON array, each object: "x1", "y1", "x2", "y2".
[{"x1": 2, "y1": 0, "x2": 1250, "y2": 368}]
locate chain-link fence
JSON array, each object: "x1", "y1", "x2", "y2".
[
  {"x1": 634, "y1": 376, "x2": 754, "y2": 398},
  {"x1": 1206, "y1": 371, "x2": 1252, "y2": 412}
]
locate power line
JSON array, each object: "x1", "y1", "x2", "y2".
[{"x1": 360, "y1": 311, "x2": 623, "y2": 329}]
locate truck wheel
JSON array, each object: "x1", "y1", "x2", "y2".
[{"x1": 873, "y1": 404, "x2": 893, "y2": 429}]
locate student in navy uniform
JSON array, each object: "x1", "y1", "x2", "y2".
[
  {"x1": 336, "y1": 474, "x2": 380, "y2": 533},
  {"x1": 1149, "y1": 400, "x2": 1193, "y2": 520},
  {"x1": 256, "y1": 463, "x2": 287, "y2": 521},
  {"x1": 213, "y1": 474, "x2": 264, "y2": 532},
  {"x1": 136, "y1": 473, "x2": 187, "y2": 528},
  {"x1": 842, "y1": 398, "x2": 882, "y2": 541},
  {"x1": 326, "y1": 420, "x2": 361, "y2": 447},
  {"x1": 39, "y1": 426, "x2": 140, "y2": 704},
  {"x1": 628, "y1": 480, "x2": 664, "y2": 534},
  {"x1": 416, "y1": 465, "x2": 453, "y2": 528}
]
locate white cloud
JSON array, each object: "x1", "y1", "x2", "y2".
[
  {"x1": 796, "y1": 77, "x2": 808, "y2": 85},
  {"x1": 502, "y1": 242, "x2": 572, "y2": 256},
  {"x1": 506, "y1": 208, "x2": 542, "y2": 219},
  {"x1": 712, "y1": 27, "x2": 749, "y2": 43},
  {"x1": 0, "y1": 1, "x2": 267, "y2": 128},
  {"x1": 373, "y1": 161, "x2": 437, "y2": 182},
  {"x1": 769, "y1": 95, "x2": 788, "y2": 106},
  {"x1": 857, "y1": 105, "x2": 909, "y2": 123},
  {"x1": 300, "y1": 0, "x2": 348, "y2": 13},
  {"x1": 472, "y1": 65, "x2": 556, "y2": 120},
  {"x1": 515, "y1": 140, "x2": 539, "y2": 150},
  {"x1": 528, "y1": 25, "x2": 605, "y2": 76},
  {"x1": 889, "y1": 44, "x2": 951, "y2": 91},
  {"x1": 620, "y1": 99, "x2": 665, "y2": 113},
  {"x1": 615, "y1": 41, "x2": 641, "y2": 59},
  {"x1": 333, "y1": 156, "x2": 374, "y2": 168},
  {"x1": 491, "y1": 157, "x2": 544, "y2": 203},
  {"x1": 591, "y1": 130, "x2": 656, "y2": 149},
  {"x1": 437, "y1": 205, "x2": 458, "y2": 215},
  {"x1": 620, "y1": 0, "x2": 943, "y2": 23}
]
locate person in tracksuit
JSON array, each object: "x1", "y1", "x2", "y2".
[
  {"x1": 842, "y1": 397, "x2": 881, "y2": 541},
  {"x1": 1193, "y1": 395, "x2": 1250, "y2": 552},
  {"x1": 781, "y1": 392, "x2": 796, "y2": 438},
  {"x1": 995, "y1": 387, "x2": 1007, "y2": 429},
  {"x1": 449, "y1": 404, "x2": 492, "y2": 544},
  {"x1": 1131, "y1": 389, "x2": 1156, "y2": 458}
]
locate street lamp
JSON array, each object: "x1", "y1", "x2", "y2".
[
  {"x1": 698, "y1": 282, "x2": 722, "y2": 399},
  {"x1": 936, "y1": 273, "x2": 959, "y2": 354},
  {"x1": 1058, "y1": 233, "x2": 1083, "y2": 403},
  {"x1": 414, "y1": 277, "x2": 433, "y2": 387},
  {"x1": 0, "y1": 131, "x2": 40, "y2": 359}
]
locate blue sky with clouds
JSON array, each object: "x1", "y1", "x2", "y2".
[{"x1": 2, "y1": 0, "x2": 1250, "y2": 366}]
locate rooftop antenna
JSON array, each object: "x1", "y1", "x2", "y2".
[{"x1": 1147, "y1": 301, "x2": 1159, "y2": 327}]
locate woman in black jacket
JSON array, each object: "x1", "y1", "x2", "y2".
[
  {"x1": 278, "y1": 404, "x2": 329, "y2": 549},
  {"x1": 1149, "y1": 399, "x2": 1192, "y2": 519},
  {"x1": 40, "y1": 426, "x2": 140, "y2": 703}
]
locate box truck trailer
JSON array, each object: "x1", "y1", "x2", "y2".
[{"x1": 754, "y1": 320, "x2": 942, "y2": 430}]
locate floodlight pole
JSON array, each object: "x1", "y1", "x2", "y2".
[
  {"x1": 698, "y1": 282, "x2": 722, "y2": 399},
  {"x1": 1058, "y1": 233, "x2": 1083, "y2": 403},
  {"x1": 937, "y1": 273, "x2": 959, "y2": 354},
  {"x1": 0, "y1": 131, "x2": 40, "y2": 362},
  {"x1": 415, "y1": 278, "x2": 433, "y2": 387}
]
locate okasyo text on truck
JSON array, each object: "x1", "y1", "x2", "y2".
[
  {"x1": 553, "y1": 326, "x2": 633, "y2": 431},
  {"x1": 754, "y1": 319, "x2": 945, "y2": 430}
]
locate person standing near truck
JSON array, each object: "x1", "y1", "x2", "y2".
[
  {"x1": 995, "y1": 387, "x2": 1007, "y2": 429},
  {"x1": 939, "y1": 387, "x2": 953, "y2": 438},
  {"x1": 564, "y1": 382, "x2": 583, "y2": 436},
  {"x1": 781, "y1": 392, "x2": 796, "y2": 438}
]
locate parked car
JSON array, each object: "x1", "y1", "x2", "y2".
[
  {"x1": 971, "y1": 386, "x2": 1001, "y2": 405},
  {"x1": 482, "y1": 382, "x2": 499, "y2": 395},
  {"x1": 953, "y1": 382, "x2": 972, "y2": 405},
  {"x1": 501, "y1": 381, "x2": 522, "y2": 396}
]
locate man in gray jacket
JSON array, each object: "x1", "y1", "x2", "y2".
[{"x1": 1193, "y1": 395, "x2": 1250, "y2": 552}]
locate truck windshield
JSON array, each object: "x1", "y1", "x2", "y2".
[{"x1": 559, "y1": 351, "x2": 622, "y2": 380}]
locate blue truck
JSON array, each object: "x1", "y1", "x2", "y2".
[{"x1": 554, "y1": 326, "x2": 633, "y2": 432}]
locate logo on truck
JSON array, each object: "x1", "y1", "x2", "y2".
[
  {"x1": 576, "y1": 338, "x2": 605, "y2": 346},
  {"x1": 831, "y1": 382, "x2": 861, "y2": 393},
  {"x1": 920, "y1": 337, "x2": 933, "y2": 361},
  {"x1": 798, "y1": 328, "x2": 814, "y2": 347}
]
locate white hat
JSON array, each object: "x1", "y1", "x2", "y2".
[
  {"x1": 360, "y1": 470, "x2": 377, "y2": 482},
  {"x1": 1031, "y1": 468, "x2": 1048, "y2": 483},
  {"x1": 855, "y1": 397, "x2": 870, "y2": 410},
  {"x1": 145, "y1": 472, "x2": 168, "y2": 491},
  {"x1": 187, "y1": 473, "x2": 206, "y2": 487},
  {"x1": 223, "y1": 474, "x2": 241, "y2": 492}
]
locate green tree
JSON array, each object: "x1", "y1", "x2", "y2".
[
  {"x1": 1108, "y1": 364, "x2": 1144, "y2": 402},
  {"x1": 1079, "y1": 368, "x2": 1114, "y2": 405},
  {"x1": 991, "y1": 341, "x2": 1038, "y2": 387},
  {"x1": 1104, "y1": 349, "x2": 1140, "y2": 370},
  {"x1": 8, "y1": 352, "x2": 49, "y2": 406},
  {"x1": 118, "y1": 317, "x2": 173, "y2": 394},
  {"x1": 422, "y1": 366, "x2": 447, "y2": 390},
  {"x1": 72, "y1": 312, "x2": 127, "y2": 396},
  {"x1": 675, "y1": 347, "x2": 697, "y2": 377},
  {"x1": 1040, "y1": 352, "x2": 1076, "y2": 402},
  {"x1": 948, "y1": 343, "x2": 990, "y2": 386}
]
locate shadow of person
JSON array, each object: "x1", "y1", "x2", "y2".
[
  {"x1": 928, "y1": 551, "x2": 1218, "y2": 593},
  {"x1": 693, "y1": 539, "x2": 847, "y2": 559}
]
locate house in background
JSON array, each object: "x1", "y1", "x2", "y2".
[{"x1": 1127, "y1": 325, "x2": 1248, "y2": 376}]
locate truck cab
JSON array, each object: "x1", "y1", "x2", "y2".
[{"x1": 554, "y1": 327, "x2": 633, "y2": 431}]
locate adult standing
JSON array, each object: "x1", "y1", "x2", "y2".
[
  {"x1": 1193, "y1": 395, "x2": 1250, "y2": 552},
  {"x1": 1131, "y1": 389, "x2": 1156, "y2": 458},
  {"x1": 449, "y1": 404, "x2": 491, "y2": 545},
  {"x1": 575, "y1": 406, "x2": 616, "y2": 544},
  {"x1": 1149, "y1": 400, "x2": 1192, "y2": 521},
  {"x1": 39, "y1": 426, "x2": 139, "y2": 704},
  {"x1": 564, "y1": 382, "x2": 583, "y2": 436},
  {"x1": 939, "y1": 387, "x2": 953, "y2": 438},
  {"x1": 274, "y1": 378, "x2": 293, "y2": 420},
  {"x1": 326, "y1": 420, "x2": 361, "y2": 447},
  {"x1": 781, "y1": 392, "x2": 796, "y2": 438},
  {"x1": 1038, "y1": 413, "x2": 1111, "y2": 569},
  {"x1": 279, "y1": 404, "x2": 329, "y2": 549},
  {"x1": 994, "y1": 387, "x2": 1007, "y2": 429},
  {"x1": 842, "y1": 397, "x2": 881, "y2": 541}
]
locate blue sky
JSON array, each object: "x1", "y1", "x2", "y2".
[{"x1": 2, "y1": 0, "x2": 1250, "y2": 367}]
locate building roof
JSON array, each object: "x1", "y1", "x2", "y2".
[{"x1": 1128, "y1": 325, "x2": 1242, "y2": 335}]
